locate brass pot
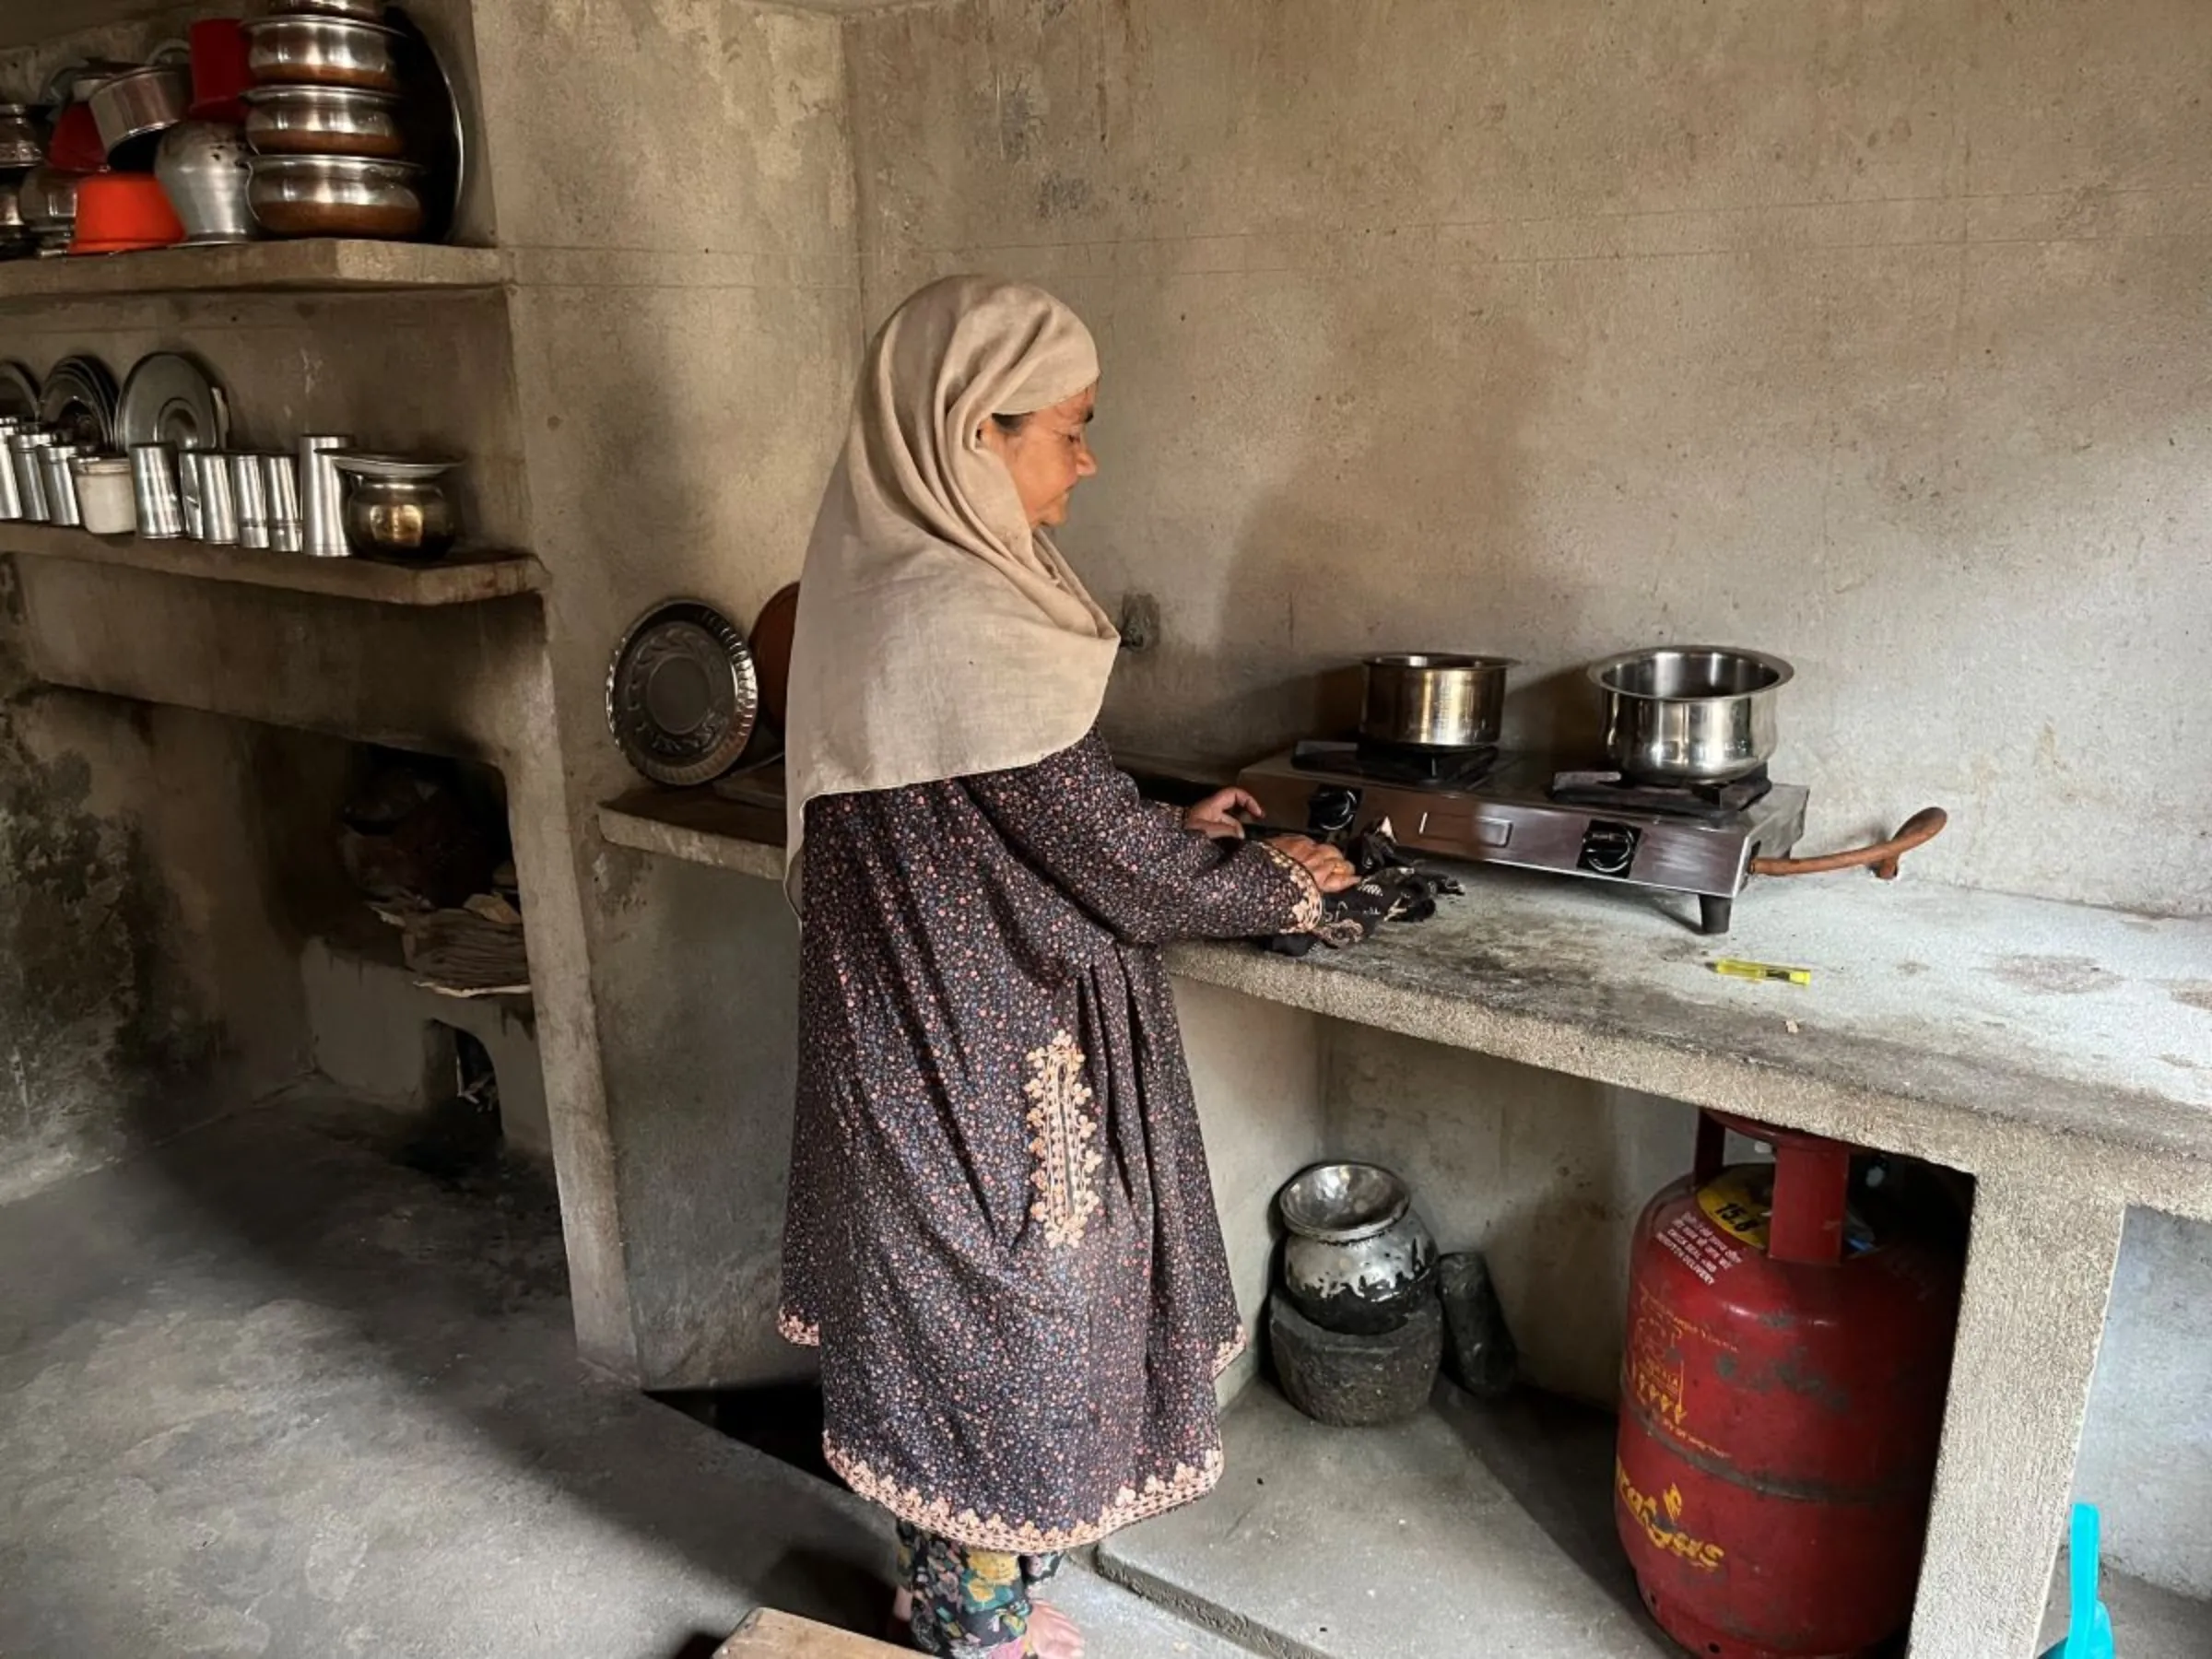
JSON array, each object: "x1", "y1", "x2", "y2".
[{"x1": 340, "y1": 473, "x2": 456, "y2": 561}]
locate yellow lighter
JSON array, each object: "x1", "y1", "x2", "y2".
[{"x1": 1710, "y1": 958, "x2": 1813, "y2": 987}]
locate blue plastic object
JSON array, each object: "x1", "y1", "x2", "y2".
[{"x1": 2040, "y1": 1503, "x2": 2118, "y2": 1659}]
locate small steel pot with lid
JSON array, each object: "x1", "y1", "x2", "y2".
[
  {"x1": 1361, "y1": 653, "x2": 1515, "y2": 751},
  {"x1": 1589, "y1": 645, "x2": 1794, "y2": 784}
]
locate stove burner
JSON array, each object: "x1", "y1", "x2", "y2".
[
  {"x1": 1547, "y1": 766, "x2": 1773, "y2": 824},
  {"x1": 1293, "y1": 737, "x2": 1500, "y2": 790}
]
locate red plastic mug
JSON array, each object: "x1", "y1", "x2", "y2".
[{"x1": 188, "y1": 19, "x2": 253, "y2": 124}]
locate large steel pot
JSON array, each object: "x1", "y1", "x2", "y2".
[
  {"x1": 1590, "y1": 645, "x2": 1794, "y2": 784},
  {"x1": 1361, "y1": 653, "x2": 1513, "y2": 750},
  {"x1": 1278, "y1": 1161, "x2": 1440, "y2": 1335}
]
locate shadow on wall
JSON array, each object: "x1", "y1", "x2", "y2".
[{"x1": 0, "y1": 682, "x2": 237, "y2": 1207}]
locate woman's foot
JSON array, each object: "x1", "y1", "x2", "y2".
[{"x1": 1025, "y1": 1600, "x2": 1085, "y2": 1659}]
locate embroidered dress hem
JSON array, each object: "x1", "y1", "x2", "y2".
[
  {"x1": 780, "y1": 1309, "x2": 1245, "y2": 1373},
  {"x1": 826, "y1": 1439, "x2": 1229, "y2": 1553},
  {"x1": 777, "y1": 1308, "x2": 822, "y2": 1347}
]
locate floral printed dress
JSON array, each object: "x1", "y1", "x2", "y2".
[{"x1": 779, "y1": 730, "x2": 1321, "y2": 1552}]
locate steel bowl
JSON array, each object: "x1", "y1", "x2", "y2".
[
  {"x1": 241, "y1": 16, "x2": 402, "y2": 92},
  {"x1": 87, "y1": 65, "x2": 190, "y2": 155},
  {"x1": 156, "y1": 120, "x2": 256, "y2": 245},
  {"x1": 1588, "y1": 645, "x2": 1795, "y2": 784},
  {"x1": 1361, "y1": 653, "x2": 1515, "y2": 751},
  {"x1": 247, "y1": 154, "x2": 424, "y2": 239},
  {"x1": 241, "y1": 84, "x2": 405, "y2": 158}
]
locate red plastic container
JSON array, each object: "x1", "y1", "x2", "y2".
[
  {"x1": 49, "y1": 102, "x2": 105, "y2": 173},
  {"x1": 188, "y1": 19, "x2": 253, "y2": 124},
  {"x1": 70, "y1": 172, "x2": 185, "y2": 253},
  {"x1": 1615, "y1": 1111, "x2": 1962, "y2": 1658}
]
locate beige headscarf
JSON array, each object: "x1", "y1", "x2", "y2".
[{"x1": 782, "y1": 276, "x2": 1121, "y2": 896}]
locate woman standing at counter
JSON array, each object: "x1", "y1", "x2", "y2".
[{"x1": 777, "y1": 276, "x2": 1355, "y2": 1658}]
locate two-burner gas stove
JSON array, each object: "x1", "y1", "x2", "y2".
[{"x1": 1236, "y1": 740, "x2": 1809, "y2": 935}]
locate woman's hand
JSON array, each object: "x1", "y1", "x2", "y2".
[
  {"x1": 1274, "y1": 834, "x2": 1360, "y2": 894},
  {"x1": 1184, "y1": 787, "x2": 1263, "y2": 841}
]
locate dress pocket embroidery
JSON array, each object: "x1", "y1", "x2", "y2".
[
  {"x1": 1261, "y1": 841, "x2": 1327, "y2": 932},
  {"x1": 1025, "y1": 1030, "x2": 1104, "y2": 1249}
]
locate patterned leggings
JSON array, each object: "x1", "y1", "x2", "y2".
[{"x1": 896, "y1": 1521, "x2": 1065, "y2": 1657}]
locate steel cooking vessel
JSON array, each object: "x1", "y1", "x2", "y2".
[
  {"x1": 1361, "y1": 653, "x2": 1514, "y2": 750},
  {"x1": 1589, "y1": 645, "x2": 1794, "y2": 784}
]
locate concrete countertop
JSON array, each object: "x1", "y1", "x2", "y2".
[{"x1": 598, "y1": 788, "x2": 2212, "y2": 1215}]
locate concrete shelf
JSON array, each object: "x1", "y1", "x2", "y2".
[
  {"x1": 584, "y1": 792, "x2": 2212, "y2": 1184},
  {"x1": 599, "y1": 789, "x2": 785, "y2": 881},
  {"x1": 0, "y1": 241, "x2": 505, "y2": 303},
  {"x1": 1, "y1": 524, "x2": 545, "y2": 606}
]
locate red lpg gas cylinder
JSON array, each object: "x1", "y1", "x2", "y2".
[{"x1": 1615, "y1": 1112, "x2": 1962, "y2": 1659}]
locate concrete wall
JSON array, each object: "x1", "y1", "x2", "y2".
[
  {"x1": 834, "y1": 0, "x2": 2212, "y2": 1602},
  {"x1": 1325, "y1": 1029, "x2": 1698, "y2": 1404},
  {"x1": 842, "y1": 0, "x2": 2212, "y2": 922},
  {"x1": 465, "y1": 0, "x2": 862, "y2": 1383},
  {"x1": 2074, "y1": 1209, "x2": 2212, "y2": 1600},
  {"x1": 1176, "y1": 978, "x2": 1328, "y2": 1394},
  {"x1": 0, "y1": 686, "x2": 311, "y2": 1205},
  {"x1": 300, "y1": 940, "x2": 550, "y2": 1159},
  {"x1": 0, "y1": 0, "x2": 523, "y2": 1210}
]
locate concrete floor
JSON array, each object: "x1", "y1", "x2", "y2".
[
  {"x1": 12, "y1": 1088, "x2": 2206, "y2": 1659},
  {"x1": 0, "y1": 1090, "x2": 1246, "y2": 1659},
  {"x1": 1101, "y1": 1382, "x2": 1675, "y2": 1659},
  {"x1": 1103, "y1": 1380, "x2": 2212, "y2": 1659}
]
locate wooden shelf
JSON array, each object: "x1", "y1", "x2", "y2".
[
  {"x1": 0, "y1": 240, "x2": 506, "y2": 303},
  {"x1": 3, "y1": 523, "x2": 545, "y2": 606}
]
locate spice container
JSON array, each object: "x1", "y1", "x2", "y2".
[
  {"x1": 41, "y1": 443, "x2": 82, "y2": 527},
  {"x1": 230, "y1": 452, "x2": 270, "y2": 548},
  {"x1": 72, "y1": 455, "x2": 136, "y2": 535},
  {"x1": 11, "y1": 429, "x2": 52, "y2": 521},
  {"x1": 199, "y1": 449, "x2": 241, "y2": 544},
  {"x1": 130, "y1": 444, "x2": 183, "y2": 539}
]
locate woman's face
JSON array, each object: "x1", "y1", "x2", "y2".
[{"x1": 981, "y1": 384, "x2": 1099, "y2": 530}]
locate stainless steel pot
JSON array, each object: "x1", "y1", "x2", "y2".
[
  {"x1": 241, "y1": 16, "x2": 402, "y2": 93},
  {"x1": 241, "y1": 85, "x2": 405, "y2": 158},
  {"x1": 247, "y1": 154, "x2": 424, "y2": 239},
  {"x1": 1361, "y1": 653, "x2": 1514, "y2": 750},
  {"x1": 156, "y1": 120, "x2": 256, "y2": 245},
  {"x1": 18, "y1": 167, "x2": 81, "y2": 238},
  {"x1": 88, "y1": 65, "x2": 190, "y2": 155},
  {"x1": 1277, "y1": 1162, "x2": 1440, "y2": 1335},
  {"x1": 1589, "y1": 645, "x2": 1794, "y2": 784},
  {"x1": 0, "y1": 104, "x2": 46, "y2": 170},
  {"x1": 272, "y1": 0, "x2": 388, "y2": 17}
]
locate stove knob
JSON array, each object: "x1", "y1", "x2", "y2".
[
  {"x1": 1579, "y1": 822, "x2": 1641, "y2": 878},
  {"x1": 1308, "y1": 785, "x2": 1360, "y2": 834}
]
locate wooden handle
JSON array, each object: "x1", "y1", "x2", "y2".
[{"x1": 1749, "y1": 807, "x2": 1948, "y2": 880}]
